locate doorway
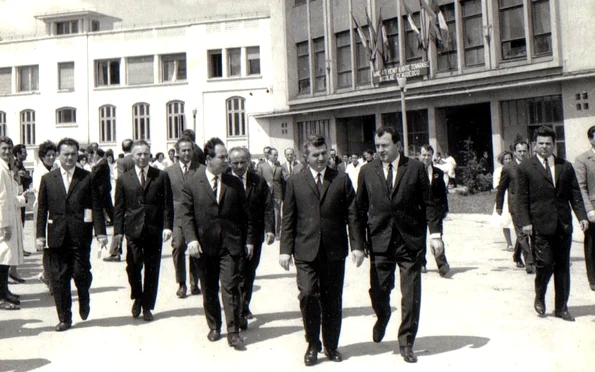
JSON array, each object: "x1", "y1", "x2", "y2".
[{"x1": 444, "y1": 103, "x2": 492, "y2": 167}]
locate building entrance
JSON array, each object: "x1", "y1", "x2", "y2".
[
  {"x1": 335, "y1": 115, "x2": 376, "y2": 157},
  {"x1": 443, "y1": 103, "x2": 493, "y2": 166}
]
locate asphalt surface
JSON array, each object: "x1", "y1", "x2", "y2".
[{"x1": 1, "y1": 213, "x2": 594, "y2": 372}]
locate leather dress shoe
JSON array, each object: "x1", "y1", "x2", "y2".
[
  {"x1": 324, "y1": 348, "x2": 343, "y2": 362},
  {"x1": 304, "y1": 343, "x2": 320, "y2": 366},
  {"x1": 244, "y1": 310, "x2": 254, "y2": 320},
  {"x1": 399, "y1": 346, "x2": 418, "y2": 363},
  {"x1": 227, "y1": 332, "x2": 244, "y2": 349},
  {"x1": 207, "y1": 329, "x2": 221, "y2": 342},
  {"x1": 373, "y1": 319, "x2": 388, "y2": 343},
  {"x1": 55, "y1": 321, "x2": 72, "y2": 332},
  {"x1": 439, "y1": 263, "x2": 450, "y2": 277},
  {"x1": 6, "y1": 289, "x2": 20, "y2": 298},
  {"x1": 515, "y1": 261, "x2": 525, "y2": 269},
  {"x1": 554, "y1": 311, "x2": 575, "y2": 322},
  {"x1": 190, "y1": 285, "x2": 201, "y2": 295},
  {"x1": 239, "y1": 317, "x2": 248, "y2": 331},
  {"x1": 103, "y1": 255, "x2": 121, "y2": 262},
  {"x1": 79, "y1": 302, "x2": 90, "y2": 320},
  {"x1": 176, "y1": 284, "x2": 187, "y2": 299},
  {"x1": 143, "y1": 309, "x2": 154, "y2": 321},
  {"x1": 525, "y1": 264, "x2": 535, "y2": 274},
  {"x1": 9, "y1": 273, "x2": 26, "y2": 283},
  {"x1": 421, "y1": 266, "x2": 428, "y2": 274},
  {"x1": 131, "y1": 299, "x2": 142, "y2": 318},
  {"x1": 5, "y1": 293, "x2": 20, "y2": 305},
  {"x1": 534, "y1": 297, "x2": 546, "y2": 315}
]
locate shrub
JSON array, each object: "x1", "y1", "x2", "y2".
[{"x1": 460, "y1": 137, "x2": 492, "y2": 194}]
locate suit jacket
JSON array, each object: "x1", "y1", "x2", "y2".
[
  {"x1": 37, "y1": 167, "x2": 106, "y2": 249},
  {"x1": 92, "y1": 158, "x2": 112, "y2": 201},
  {"x1": 13, "y1": 158, "x2": 32, "y2": 191},
  {"x1": 180, "y1": 167, "x2": 255, "y2": 257},
  {"x1": 117, "y1": 154, "x2": 135, "y2": 178},
  {"x1": 495, "y1": 161, "x2": 520, "y2": 214},
  {"x1": 281, "y1": 167, "x2": 363, "y2": 262},
  {"x1": 257, "y1": 161, "x2": 285, "y2": 200},
  {"x1": 517, "y1": 155, "x2": 587, "y2": 236},
  {"x1": 574, "y1": 149, "x2": 595, "y2": 214},
  {"x1": 192, "y1": 143, "x2": 206, "y2": 165},
  {"x1": 429, "y1": 166, "x2": 449, "y2": 223},
  {"x1": 165, "y1": 161, "x2": 200, "y2": 227},
  {"x1": 281, "y1": 161, "x2": 304, "y2": 181},
  {"x1": 114, "y1": 166, "x2": 174, "y2": 241},
  {"x1": 356, "y1": 157, "x2": 440, "y2": 253}
]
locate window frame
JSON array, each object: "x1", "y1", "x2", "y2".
[
  {"x1": 166, "y1": 101, "x2": 185, "y2": 141},
  {"x1": 297, "y1": 41, "x2": 310, "y2": 94},
  {"x1": 0, "y1": 111, "x2": 6, "y2": 137},
  {"x1": 127, "y1": 55, "x2": 154, "y2": 86},
  {"x1": 246, "y1": 47, "x2": 261, "y2": 76},
  {"x1": 20, "y1": 109, "x2": 36, "y2": 145},
  {"x1": 226, "y1": 97, "x2": 247, "y2": 137},
  {"x1": 0, "y1": 68, "x2": 11, "y2": 95},
  {"x1": 336, "y1": 31, "x2": 352, "y2": 89},
  {"x1": 531, "y1": 0, "x2": 552, "y2": 57},
  {"x1": 161, "y1": 53, "x2": 187, "y2": 82},
  {"x1": 56, "y1": 20, "x2": 79, "y2": 35},
  {"x1": 58, "y1": 62, "x2": 75, "y2": 91},
  {"x1": 313, "y1": 37, "x2": 326, "y2": 92},
  {"x1": 383, "y1": 18, "x2": 399, "y2": 68},
  {"x1": 132, "y1": 103, "x2": 151, "y2": 141},
  {"x1": 355, "y1": 26, "x2": 371, "y2": 86},
  {"x1": 95, "y1": 59, "x2": 121, "y2": 87},
  {"x1": 228, "y1": 48, "x2": 241, "y2": 77},
  {"x1": 437, "y1": 3, "x2": 458, "y2": 72},
  {"x1": 499, "y1": 0, "x2": 527, "y2": 60},
  {"x1": 17, "y1": 65, "x2": 39, "y2": 92},
  {"x1": 56, "y1": 107, "x2": 77, "y2": 126},
  {"x1": 462, "y1": 0, "x2": 485, "y2": 67},
  {"x1": 208, "y1": 50, "x2": 223, "y2": 78},
  {"x1": 99, "y1": 105, "x2": 117, "y2": 144}
]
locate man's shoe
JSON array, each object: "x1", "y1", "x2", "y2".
[
  {"x1": 190, "y1": 285, "x2": 201, "y2": 295},
  {"x1": 143, "y1": 309, "x2": 154, "y2": 321},
  {"x1": 526, "y1": 264, "x2": 535, "y2": 274},
  {"x1": 244, "y1": 310, "x2": 254, "y2": 320},
  {"x1": 55, "y1": 321, "x2": 72, "y2": 332},
  {"x1": 207, "y1": 329, "x2": 221, "y2": 342},
  {"x1": 534, "y1": 297, "x2": 546, "y2": 315},
  {"x1": 239, "y1": 317, "x2": 248, "y2": 331},
  {"x1": 103, "y1": 255, "x2": 121, "y2": 262},
  {"x1": 324, "y1": 349, "x2": 343, "y2": 362},
  {"x1": 439, "y1": 263, "x2": 450, "y2": 277},
  {"x1": 9, "y1": 273, "x2": 25, "y2": 283},
  {"x1": 79, "y1": 302, "x2": 90, "y2": 320},
  {"x1": 421, "y1": 266, "x2": 428, "y2": 274},
  {"x1": 4, "y1": 295, "x2": 20, "y2": 305},
  {"x1": 0, "y1": 299, "x2": 20, "y2": 310},
  {"x1": 23, "y1": 251, "x2": 31, "y2": 257},
  {"x1": 227, "y1": 333, "x2": 244, "y2": 349},
  {"x1": 304, "y1": 343, "x2": 320, "y2": 366},
  {"x1": 176, "y1": 284, "x2": 187, "y2": 299},
  {"x1": 399, "y1": 346, "x2": 418, "y2": 363},
  {"x1": 515, "y1": 261, "x2": 525, "y2": 269},
  {"x1": 6, "y1": 289, "x2": 20, "y2": 298},
  {"x1": 554, "y1": 311, "x2": 575, "y2": 322},
  {"x1": 131, "y1": 299, "x2": 142, "y2": 318},
  {"x1": 372, "y1": 318, "x2": 388, "y2": 343}
]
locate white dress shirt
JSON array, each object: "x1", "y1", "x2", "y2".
[
  {"x1": 308, "y1": 166, "x2": 326, "y2": 183},
  {"x1": 61, "y1": 167, "x2": 74, "y2": 192},
  {"x1": 205, "y1": 168, "x2": 221, "y2": 203},
  {"x1": 179, "y1": 161, "x2": 191, "y2": 174},
  {"x1": 535, "y1": 154, "x2": 555, "y2": 187},
  {"x1": 382, "y1": 155, "x2": 400, "y2": 189},
  {"x1": 135, "y1": 165, "x2": 150, "y2": 186}
]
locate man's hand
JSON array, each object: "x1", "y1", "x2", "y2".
[
  {"x1": 162, "y1": 229, "x2": 172, "y2": 242},
  {"x1": 522, "y1": 225, "x2": 533, "y2": 235},
  {"x1": 279, "y1": 254, "x2": 293, "y2": 271},
  {"x1": 265, "y1": 233, "x2": 275, "y2": 245},
  {"x1": 0, "y1": 227, "x2": 11, "y2": 243},
  {"x1": 245, "y1": 244, "x2": 254, "y2": 260},
  {"x1": 430, "y1": 238, "x2": 444, "y2": 258},
  {"x1": 580, "y1": 220, "x2": 589, "y2": 232},
  {"x1": 588, "y1": 211, "x2": 595, "y2": 223},
  {"x1": 35, "y1": 238, "x2": 45, "y2": 251},
  {"x1": 96, "y1": 235, "x2": 108, "y2": 249},
  {"x1": 351, "y1": 250, "x2": 365, "y2": 267},
  {"x1": 110, "y1": 234, "x2": 123, "y2": 255},
  {"x1": 187, "y1": 241, "x2": 202, "y2": 258},
  {"x1": 495, "y1": 208, "x2": 503, "y2": 216}
]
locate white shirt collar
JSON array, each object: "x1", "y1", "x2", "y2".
[
  {"x1": 179, "y1": 161, "x2": 191, "y2": 171},
  {"x1": 135, "y1": 165, "x2": 149, "y2": 175},
  {"x1": 61, "y1": 166, "x2": 74, "y2": 175},
  {"x1": 205, "y1": 168, "x2": 219, "y2": 182},
  {"x1": 383, "y1": 154, "x2": 400, "y2": 170},
  {"x1": 309, "y1": 166, "x2": 326, "y2": 180},
  {"x1": 535, "y1": 153, "x2": 554, "y2": 166}
]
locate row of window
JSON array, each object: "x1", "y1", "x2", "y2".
[
  {"x1": 55, "y1": 19, "x2": 100, "y2": 35},
  {"x1": 296, "y1": 0, "x2": 552, "y2": 94},
  {"x1": 0, "y1": 97, "x2": 248, "y2": 145},
  {"x1": 96, "y1": 53, "x2": 187, "y2": 87},
  {"x1": 208, "y1": 46, "x2": 261, "y2": 78}
]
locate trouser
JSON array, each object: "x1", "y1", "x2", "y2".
[
  {"x1": 584, "y1": 222, "x2": 595, "y2": 286},
  {"x1": 0, "y1": 265, "x2": 9, "y2": 298},
  {"x1": 171, "y1": 226, "x2": 199, "y2": 286},
  {"x1": 103, "y1": 193, "x2": 114, "y2": 223},
  {"x1": 126, "y1": 236, "x2": 162, "y2": 310},
  {"x1": 273, "y1": 198, "x2": 282, "y2": 236},
  {"x1": 511, "y1": 212, "x2": 534, "y2": 266},
  {"x1": 238, "y1": 241, "x2": 263, "y2": 316},
  {"x1": 421, "y1": 246, "x2": 448, "y2": 270},
  {"x1": 198, "y1": 248, "x2": 242, "y2": 334}
]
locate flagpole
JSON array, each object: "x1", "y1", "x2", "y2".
[{"x1": 397, "y1": 77, "x2": 408, "y2": 156}]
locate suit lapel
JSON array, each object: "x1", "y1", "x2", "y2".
[
  {"x1": 199, "y1": 168, "x2": 218, "y2": 204},
  {"x1": 245, "y1": 172, "x2": 255, "y2": 200},
  {"x1": 554, "y1": 156, "x2": 562, "y2": 187},
  {"x1": 52, "y1": 171, "x2": 68, "y2": 197},
  {"x1": 67, "y1": 168, "x2": 82, "y2": 196},
  {"x1": 143, "y1": 166, "x2": 157, "y2": 192},
  {"x1": 531, "y1": 156, "x2": 554, "y2": 186},
  {"x1": 319, "y1": 168, "x2": 335, "y2": 202},
  {"x1": 373, "y1": 160, "x2": 390, "y2": 195},
  {"x1": 391, "y1": 155, "x2": 408, "y2": 198},
  {"x1": 219, "y1": 176, "x2": 228, "y2": 204},
  {"x1": 304, "y1": 169, "x2": 320, "y2": 199}
]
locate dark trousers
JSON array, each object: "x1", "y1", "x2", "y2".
[
  {"x1": 584, "y1": 222, "x2": 595, "y2": 286},
  {"x1": 103, "y1": 193, "x2": 114, "y2": 222},
  {"x1": 0, "y1": 265, "x2": 9, "y2": 298},
  {"x1": 273, "y1": 198, "x2": 282, "y2": 236},
  {"x1": 126, "y1": 236, "x2": 162, "y2": 310},
  {"x1": 369, "y1": 228, "x2": 423, "y2": 348},
  {"x1": 171, "y1": 226, "x2": 199, "y2": 286},
  {"x1": 295, "y1": 253, "x2": 345, "y2": 351},
  {"x1": 511, "y1": 212, "x2": 534, "y2": 266},
  {"x1": 532, "y1": 224, "x2": 572, "y2": 313},
  {"x1": 48, "y1": 246, "x2": 92, "y2": 323},
  {"x1": 238, "y1": 241, "x2": 263, "y2": 316},
  {"x1": 197, "y1": 248, "x2": 242, "y2": 334}
]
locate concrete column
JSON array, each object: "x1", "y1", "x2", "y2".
[{"x1": 490, "y1": 98, "x2": 502, "y2": 171}]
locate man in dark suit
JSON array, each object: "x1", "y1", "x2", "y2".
[
  {"x1": 356, "y1": 126, "x2": 443, "y2": 363},
  {"x1": 280, "y1": 135, "x2": 364, "y2": 366},
  {"x1": 228, "y1": 147, "x2": 274, "y2": 322},
  {"x1": 10, "y1": 143, "x2": 32, "y2": 282},
  {"x1": 180, "y1": 137, "x2": 255, "y2": 349},
  {"x1": 92, "y1": 148, "x2": 114, "y2": 225},
  {"x1": 496, "y1": 140, "x2": 533, "y2": 272},
  {"x1": 111, "y1": 140, "x2": 174, "y2": 321},
  {"x1": 281, "y1": 148, "x2": 304, "y2": 181},
  {"x1": 256, "y1": 147, "x2": 284, "y2": 239},
  {"x1": 517, "y1": 125, "x2": 588, "y2": 322},
  {"x1": 182, "y1": 129, "x2": 206, "y2": 165},
  {"x1": 165, "y1": 137, "x2": 201, "y2": 298},
  {"x1": 36, "y1": 138, "x2": 108, "y2": 332},
  {"x1": 419, "y1": 145, "x2": 450, "y2": 276}
]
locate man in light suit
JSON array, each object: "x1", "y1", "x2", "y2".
[
  {"x1": 281, "y1": 148, "x2": 304, "y2": 181},
  {"x1": 256, "y1": 147, "x2": 284, "y2": 239},
  {"x1": 496, "y1": 140, "x2": 533, "y2": 272},
  {"x1": 517, "y1": 125, "x2": 588, "y2": 322},
  {"x1": 280, "y1": 135, "x2": 364, "y2": 366},
  {"x1": 356, "y1": 127, "x2": 443, "y2": 363},
  {"x1": 574, "y1": 125, "x2": 595, "y2": 292},
  {"x1": 180, "y1": 138, "x2": 255, "y2": 349},
  {"x1": 111, "y1": 140, "x2": 174, "y2": 321},
  {"x1": 165, "y1": 137, "x2": 201, "y2": 298},
  {"x1": 36, "y1": 138, "x2": 108, "y2": 331}
]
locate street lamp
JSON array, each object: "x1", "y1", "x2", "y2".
[
  {"x1": 192, "y1": 108, "x2": 197, "y2": 133},
  {"x1": 397, "y1": 76, "x2": 408, "y2": 156}
]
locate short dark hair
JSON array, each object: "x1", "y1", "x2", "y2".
[
  {"x1": 78, "y1": 154, "x2": 88, "y2": 162},
  {"x1": 420, "y1": 144, "x2": 434, "y2": 154},
  {"x1": 38, "y1": 140, "x2": 57, "y2": 159},
  {"x1": 513, "y1": 140, "x2": 529, "y2": 152},
  {"x1": 175, "y1": 136, "x2": 194, "y2": 151},
  {"x1": 154, "y1": 152, "x2": 164, "y2": 160},
  {"x1": 0, "y1": 136, "x2": 13, "y2": 147},
  {"x1": 121, "y1": 139, "x2": 134, "y2": 152},
  {"x1": 375, "y1": 126, "x2": 401, "y2": 144},
  {"x1": 57, "y1": 138, "x2": 80, "y2": 153},
  {"x1": 203, "y1": 137, "x2": 225, "y2": 159},
  {"x1": 302, "y1": 135, "x2": 327, "y2": 156},
  {"x1": 533, "y1": 125, "x2": 556, "y2": 142},
  {"x1": 106, "y1": 149, "x2": 114, "y2": 159},
  {"x1": 263, "y1": 146, "x2": 271, "y2": 155},
  {"x1": 363, "y1": 149, "x2": 374, "y2": 156},
  {"x1": 131, "y1": 140, "x2": 151, "y2": 151},
  {"x1": 229, "y1": 146, "x2": 251, "y2": 160},
  {"x1": 168, "y1": 148, "x2": 176, "y2": 154},
  {"x1": 497, "y1": 150, "x2": 513, "y2": 165},
  {"x1": 588, "y1": 125, "x2": 595, "y2": 140},
  {"x1": 95, "y1": 148, "x2": 105, "y2": 157},
  {"x1": 12, "y1": 144, "x2": 26, "y2": 157},
  {"x1": 182, "y1": 129, "x2": 196, "y2": 142}
]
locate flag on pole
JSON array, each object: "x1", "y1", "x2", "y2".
[
  {"x1": 365, "y1": 7, "x2": 378, "y2": 62},
  {"x1": 402, "y1": 0, "x2": 420, "y2": 36},
  {"x1": 378, "y1": 13, "x2": 391, "y2": 61},
  {"x1": 351, "y1": 12, "x2": 370, "y2": 60}
]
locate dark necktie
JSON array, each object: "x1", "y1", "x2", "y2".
[
  {"x1": 213, "y1": 175, "x2": 219, "y2": 200},
  {"x1": 316, "y1": 172, "x2": 323, "y2": 199},
  {"x1": 544, "y1": 158, "x2": 553, "y2": 184},
  {"x1": 140, "y1": 169, "x2": 146, "y2": 188},
  {"x1": 238, "y1": 175, "x2": 245, "y2": 189},
  {"x1": 183, "y1": 164, "x2": 188, "y2": 174},
  {"x1": 289, "y1": 163, "x2": 293, "y2": 175},
  {"x1": 386, "y1": 163, "x2": 393, "y2": 193}
]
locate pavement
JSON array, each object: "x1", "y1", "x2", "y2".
[{"x1": 1, "y1": 214, "x2": 594, "y2": 372}]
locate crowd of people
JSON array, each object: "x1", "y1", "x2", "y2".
[{"x1": 0, "y1": 123, "x2": 593, "y2": 366}]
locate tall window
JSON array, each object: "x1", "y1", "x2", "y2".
[
  {"x1": 381, "y1": 110, "x2": 429, "y2": 156},
  {"x1": 313, "y1": 37, "x2": 326, "y2": 92},
  {"x1": 297, "y1": 41, "x2": 310, "y2": 94},
  {"x1": 355, "y1": 27, "x2": 370, "y2": 85},
  {"x1": 58, "y1": 62, "x2": 75, "y2": 91},
  {"x1": 99, "y1": 105, "x2": 116, "y2": 143},
  {"x1": 167, "y1": 101, "x2": 185, "y2": 140},
  {"x1": 463, "y1": 0, "x2": 485, "y2": 67},
  {"x1": 532, "y1": 0, "x2": 552, "y2": 56},
  {"x1": 228, "y1": 48, "x2": 241, "y2": 77},
  {"x1": 56, "y1": 20, "x2": 78, "y2": 35},
  {"x1": 404, "y1": 13, "x2": 423, "y2": 64},
  {"x1": 56, "y1": 107, "x2": 76, "y2": 125},
  {"x1": 162, "y1": 53, "x2": 187, "y2": 82},
  {"x1": 226, "y1": 97, "x2": 246, "y2": 137},
  {"x1": 96, "y1": 59, "x2": 121, "y2": 87},
  {"x1": 20, "y1": 110, "x2": 35, "y2": 145},
  {"x1": 297, "y1": 120, "x2": 330, "y2": 149},
  {"x1": 208, "y1": 50, "x2": 223, "y2": 78},
  {"x1": 336, "y1": 31, "x2": 352, "y2": 88},
  {"x1": 133, "y1": 103, "x2": 150, "y2": 140},
  {"x1": 0, "y1": 111, "x2": 6, "y2": 137},
  {"x1": 18, "y1": 65, "x2": 39, "y2": 92},
  {"x1": 0, "y1": 68, "x2": 11, "y2": 94},
  {"x1": 437, "y1": 4, "x2": 458, "y2": 71},
  {"x1": 247, "y1": 47, "x2": 261, "y2": 75},
  {"x1": 500, "y1": 0, "x2": 526, "y2": 60},
  {"x1": 127, "y1": 56, "x2": 154, "y2": 85},
  {"x1": 91, "y1": 21, "x2": 100, "y2": 32},
  {"x1": 384, "y1": 18, "x2": 399, "y2": 68}
]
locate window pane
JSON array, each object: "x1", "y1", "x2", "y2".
[
  {"x1": 500, "y1": 7, "x2": 525, "y2": 41},
  {"x1": 209, "y1": 51, "x2": 222, "y2": 78},
  {"x1": 464, "y1": 17, "x2": 483, "y2": 48},
  {"x1": 109, "y1": 61, "x2": 120, "y2": 85},
  {"x1": 247, "y1": 47, "x2": 260, "y2": 75},
  {"x1": 228, "y1": 48, "x2": 241, "y2": 77},
  {"x1": 462, "y1": 0, "x2": 482, "y2": 16},
  {"x1": 0, "y1": 68, "x2": 11, "y2": 94},
  {"x1": 59, "y1": 62, "x2": 75, "y2": 90},
  {"x1": 128, "y1": 56, "x2": 154, "y2": 85}
]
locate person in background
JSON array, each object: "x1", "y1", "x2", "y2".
[
  {"x1": 182, "y1": 129, "x2": 206, "y2": 165},
  {"x1": 281, "y1": 148, "x2": 304, "y2": 180},
  {"x1": 151, "y1": 152, "x2": 168, "y2": 170},
  {"x1": 328, "y1": 149, "x2": 342, "y2": 170},
  {"x1": 92, "y1": 148, "x2": 114, "y2": 226},
  {"x1": 444, "y1": 152, "x2": 457, "y2": 188},
  {"x1": 362, "y1": 149, "x2": 374, "y2": 164},
  {"x1": 163, "y1": 148, "x2": 176, "y2": 169},
  {"x1": 10, "y1": 144, "x2": 32, "y2": 283},
  {"x1": 78, "y1": 154, "x2": 92, "y2": 172},
  {"x1": 491, "y1": 151, "x2": 515, "y2": 253},
  {"x1": 338, "y1": 154, "x2": 350, "y2": 172},
  {"x1": 256, "y1": 148, "x2": 285, "y2": 240},
  {"x1": 345, "y1": 153, "x2": 363, "y2": 192}
]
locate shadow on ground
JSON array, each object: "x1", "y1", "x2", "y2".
[
  {"x1": 0, "y1": 319, "x2": 54, "y2": 341},
  {"x1": 0, "y1": 358, "x2": 51, "y2": 372}
]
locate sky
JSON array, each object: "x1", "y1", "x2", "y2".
[{"x1": 0, "y1": 0, "x2": 269, "y2": 37}]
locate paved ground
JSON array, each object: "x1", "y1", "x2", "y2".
[{"x1": 1, "y1": 213, "x2": 594, "y2": 372}]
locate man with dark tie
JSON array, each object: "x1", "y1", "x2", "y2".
[
  {"x1": 517, "y1": 125, "x2": 588, "y2": 322},
  {"x1": 228, "y1": 147, "x2": 274, "y2": 323},
  {"x1": 111, "y1": 140, "x2": 174, "y2": 321},
  {"x1": 182, "y1": 129, "x2": 206, "y2": 165},
  {"x1": 180, "y1": 138, "x2": 255, "y2": 349},
  {"x1": 256, "y1": 147, "x2": 284, "y2": 239},
  {"x1": 165, "y1": 137, "x2": 201, "y2": 298},
  {"x1": 418, "y1": 145, "x2": 450, "y2": 276},
  {"x1": 281, "y1": 148, "x2": 304, "y2": 181},
  {"x1": 36, "y1": 138, "x2": 108, "y2": 331},
  {"x1": 356, "y1": 126, "x2": 443, "y2": 363},
  {"x1": 280, "y1": 135, "x2": 364, "y2": 366}
]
